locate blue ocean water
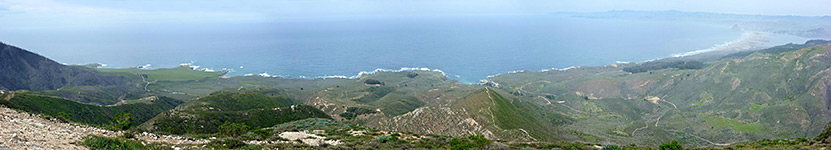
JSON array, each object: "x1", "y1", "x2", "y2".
[{"x1": 0, "y1": 15, "x2": 809, "y2": 83}]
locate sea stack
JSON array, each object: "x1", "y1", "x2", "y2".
[{"x1": 732, "y1": 24, "x2": 742, "y2": 31}]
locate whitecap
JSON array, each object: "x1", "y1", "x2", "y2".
[
  {"x1": 344, "y1": 67, "x2": 449, "y2": 79},
  {"x1": 138, "y1": 64, "x2": 152, "y2": 69},
  {"x1": 317, "y1": 75, "x2": 348, "y2": 79},
  {"x1": 258, "y1": 72, "x2": 272, "y2": 77}
]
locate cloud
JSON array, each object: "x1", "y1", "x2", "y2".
[
  {"x1": 0, "y1": 0, "x2": 268, "y2": 29},
  {"x1": 0, "y1": 0, "x2": 127, "y2": 15}
]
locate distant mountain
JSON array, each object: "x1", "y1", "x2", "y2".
[
  {"x1": 0, "y1": 42, "x2": 126, "y2": 91},
  {"x1": 557, "y1": 10, "x2": 831, "y2": 38}
]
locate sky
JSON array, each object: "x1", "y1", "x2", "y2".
[{"x1": 0, "y1": 0, "x2": 829, "y2": 29}]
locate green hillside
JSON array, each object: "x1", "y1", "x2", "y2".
[
  {"x1": 489, "y1": 41, "x2": 831, "y2": 146},
  {"x1": 0, "y1": 92, "x2": 182, "y2": 126},
  {"x1": 95, "y1": 66, "x2": 226, "y2": 81},
  {"x1": 146, "y1": 89, "x2": 331, "y2": 135}
]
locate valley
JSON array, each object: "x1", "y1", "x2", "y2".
[{"x1": 2, "y1": 40, "x2": 831, "y2": 149}]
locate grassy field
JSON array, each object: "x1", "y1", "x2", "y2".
[{"x1": 95, "y1": 66, "x2": 225, "y2": 81}]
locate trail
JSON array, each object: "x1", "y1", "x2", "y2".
[
  {"x1": 2, "y1": 91, "x2": 14, "y2": 101},
  {"x1": 487, "y1": 87, "x2": 538, "y2": 141},
  {"x1": 633, "y1": 100, "x2": 674, "y2": 135},
  {"x1": 484, "y1": 87, "x2": 500, "y2": 129},
  {"x1": 537, "y1": 96, "x2": 553, "y2": 105},
  {"x1": 141, "y1": 75, "x2": 155, "y2": 92},
  {"x1": 631, "y1": 120, "x2": 649, "y2": 136},
  {"x1": 516, "y1": 81, "x2": 551, "y2": 95},
  {"x1": 664, "y1": 129, "x2": 734, "y2": 146},
  {"x1": 659, "y1": 99, "x2": 678, "y2": 109},
  {"x1": 559, "y1": 103, "x2": 584, "y2": 113}
]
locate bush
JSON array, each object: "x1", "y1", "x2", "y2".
[
  {"x1": 468, "y1": 135, "x2": 490, "y2": 149},
  {"x1": 218, "y1": 122, "x2": 250, "y2": 137},
  {"x1": 449, "y1": 137, "x2": 473, "y2": 150},
  {"x1": 448, "y1": 135, "x2": 491, "y2": 150},
  {"x1": 112, "y1": 112, "x2": 133, "y2": 130},
  {"x1": 659, "y1": 140, "x2": 683, "y2": 150},
  {"x1": 407, "y1": 73, "x2": 419, "y2": 78},
  {"x1": 209, "y1": 138, "x2": 248, "y2": 149},
  {"x1": 602, "y1": 144, "x2": 622, "y2": 150},
  {"x1": 376, "y1": 136, "x2": 399, "y2": 143},
  {"x1": 80, "y1": 135, "x2": 170, "y2": 150},
  {"x1": 623, "y1": 61, "x2": 703, "y2": 73},
  {"x1": 364, "y1": 79, "x2": 384, "y2": 85},
  {"x1": 339, "y1": 107, "x2": 376, "y2": 120},
  {"x1": 251, "y1": 128, "x2": 271, "y2": 140},
  {"x1": 816, "y1": 121, "x2": 831, "y2": 143},
  {"x1": 52, "y1": 112, "x2": 71, "y2": 123}
]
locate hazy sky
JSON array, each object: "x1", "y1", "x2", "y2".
[{"x1": 0, "y1": 0, "x2": 829, "y2": 29}]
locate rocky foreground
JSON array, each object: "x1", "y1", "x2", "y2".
[
  {"x1": 0, "y1": 106, "x2": 117, "y2": 150},
  {"x1": 0, "y1": 106, "x2": 212, "y2": 150}
]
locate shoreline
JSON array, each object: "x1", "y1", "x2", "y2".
[
  {"x1": 669, "y1": 31, "x2": 770, "y2": 57},
  {"x1": 87, "y1": 31, "x2": 790, "y2": 85}
]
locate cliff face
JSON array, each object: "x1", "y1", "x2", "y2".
[{"x1": 0, "y1": 42, "x2": 126, "y2": 91}]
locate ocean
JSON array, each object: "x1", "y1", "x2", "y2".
[{"x1": 0, "y1": 14, "x2": 810, "y2": 83}]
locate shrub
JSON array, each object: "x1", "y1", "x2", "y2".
[
  {"x1": 816, "y1": 121, "x2": 831, "y2": 143},
  {"x1": 218, "y1": 122, "x2": 250, "y2": 137},
  {"x1": 80, "y1": 135, "x2": 169, "y2": 150},
  {"x1": 339, "y1": 107, "x2": 376, "y2": 120},
  {"x1": 623, "y1": 61, "x2": 704, "y2": 73},
  {"x1": 469, "y1": 135, "x2": 490, "y2": 149},
  {"x1": 112, "y1": 112, "x2": 133, "y2": 130},
  {"x1": 364, "y1": 79, "x2": 384, "y2": 85},
  {"x1": 602, "y1": 144, "x2": 622, "y2": 150},
  {"x1": 449, "y1": 137, "x2": 473, "y2": 150},
  {"x1": 52, "y1": 112, "x2": 71, "y2": 123},
  {"x1": 376, "y1": 136, "x2": 399, "y2": 143},
  {"x1": 659, "y1": 140, "x2": 683, "y2": 150},
  {"x1": 407, "y1": 73, "x2": 419, "y2": 78},
  {"x1": 251, "y1": 128, "x2": 271, "y2": 140},
  {"x1": 209, "y1": 138, "x2": 248, "y2": 149}
]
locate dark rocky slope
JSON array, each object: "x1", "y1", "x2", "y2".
[{"x1": 0, "y1": 42, "x2": 126, "y2": 91}]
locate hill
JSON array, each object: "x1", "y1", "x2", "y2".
[
  {"x1": 0, "y1": 91, "x2": 182, "y2": 126},
  {"x1": 490, "y1": 40, "x2": 831, "y2": 146},
  {"x1": 0, "y1": 42, "x2": 127, "y2": 91},
  {"x1": 143, "y1": 89, "x2": 331, "y2": 135}
]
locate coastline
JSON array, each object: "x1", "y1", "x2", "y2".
[
  {"x1": 482, "y1": 31, "x2": 775, "y2": 83},
  {"x1": 87, "y1": 31, "x2": 789, "y2": 85},
  {"x1": 669, "y1": 31, "x2": 770, "y2": 57}
]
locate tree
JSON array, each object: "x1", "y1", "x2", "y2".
[
  {"x1": 468, "y1": 135, "x2": 490, "y2": 149},
  {"x1": 364, "y1": 79, "x2": 384, "y2": 85},
  {"x1": 112, "y1": 112, "x2": 133, "y2": 130},
  {"x1": 54, "y1": 112, "x2": 71, "y2": 123},
  {"x1": 448, "y1": 137, "x2": 473, "y2": 150},
  {"x1": 448, "y1": 135, "x2": 491, "y2": 150},
  {"x1": 218, "y1": 122, "x2": 250, "y2": 137},
  {"x1": 816, "y1": 121, "x2": 831, "y2": 143},
  {"x1": 602, "y1": 145, "x2": 622, "y2": 150},
  {"x1": 659, "y1": 140, "x2": 683, "y2": 150}
]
